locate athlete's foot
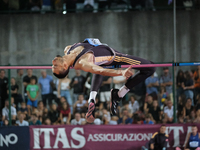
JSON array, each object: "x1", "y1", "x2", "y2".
[
  {"x1": 86, "y1": 99, "x2": 95, "y2": 123},
  {"x1": 110, "y1": 89, "x2": 122, "y2": 116}
]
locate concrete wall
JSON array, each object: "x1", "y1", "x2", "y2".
[{"x1": 0, "y1": 10, "x2": 200, "y2": 76}]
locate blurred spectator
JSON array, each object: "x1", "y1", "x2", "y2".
[
  {"x1": 26, "y1": 77, "x2": 39, "y2": 116},
  {"x1": 23, "y1": 69, "x2": 37, "y2": 102},
  {"x1": 57, "y1": 75, "x2": 72, "y2": 112},
  {"x1": 48, "y1": 103, "x2": 60, "y2": 125},
  {"x1": 119, "y1": 101, "x2": 132, "y2": 118},
  {"x1": 83, "y1": 0, "x2": 94, "y2": 12},
  {"x1": 0, "y1": 119, "x2": 9, "y2": 126},
  {"x1": 182, "y1": 71, "x2": 194, "y2": 105},
  {"x1": 143, "y1": 114, "x2": 154, "y2": 124},
  {"x1": 94, "y1": 118, "x2": 101, "y2": 125},
  {"x1": 37, "y1": 101, "x2": 48, "y2": 123},
  {"x1": 102, "y1": 108, "x2": 111, "y2": 124},
  {"x1": 16, "y1": 112, "x2": 29, "y2": 126},
  {"x1": 44, "y1": 117, "x2": 51, "y2": 125},
  {"x1": 8, "y1": 77, "x2": 23, "y2": 110},
  {"x1": 113, "y1": 69, "x2": 126, "y2": 89},
  {"x1": 142, "y1": 125, "x2": 168, "y2": 150},
  {"x1": 132, "y1": 114, "x2": 144, "y2": 124},
  {"x1": 176, "y1": 70, "x2": 185, "y2": 100},
  {"x1": 71, "y1": 112, "x2": 86, "y2": 125},
  {"x1": 163, "y1": 100, "x2": 173, "y2": 123},
  {"x1": 18, "y1": 102, "x2": 28, "y2": 117},
  {"x1": 145, "y1": 73, "x2": 159, "y2": 99},
  {"x1": 159, "y1": 86, "x2": 168, "y2": 109},
  {"x1": 29, "y1": 113, "x2": 42, "y2": 125},
  {"x1": 178, "y1": 115, "x2": 184, "y2": 123},
  {"x1": 11, "y1": 97, "x2": 16, "y2": 108},
  {"x1": 60, "y1": 101, "x2": 71, "y2": 124},
  {"x1": 128, "y1": 95, "x2": 139, "y2": 114},
  {"x1": 29, "y1": 0, "x2": 41, "y2": 11},
  {"x1": 39, "y1": 70, "x2": 54, "y2": 107},
  {"x1": 15, "y1": 69, "x2": 23, "y2": 96},
  {"x1": 0, "y1": 69, "x2": 8, "y2": 110},
  {"x1": 98, "y1": 0, "x2": 111, "y2": 12},
  {"x1": 196, "y1": 94, "x2": 200, "y2": 111},
  {"x1": 177, "y1": 94, "x2": 186, "y2": 118},
  {"x1": 143, "y1": 95, "x2": 153, "y2": 114},
  {"x1": 58, "y1": 96, "x2": 67, "y2": 111},
  {"x1": 2, "y1": 99, "x2": 17, "y2": 121},
  {"x1": 118, "y1": 109, "x2": 133, "y2": 124},
  {"x1": 183, "y1": 98, "x2": 194, "y2": 121},
  {"x1": 160, "y1": 67, "x2": 173, "y2": 103},
  {"x1": 73, "y1": 94, "x2": 87, "y2": 114},
  {"x1": 149, "y1": 100, "x2": 162, "y2": 123},
  {"x1": 109, "y1": 116, "x2": 119, "y2": 125},
  {"x1": 194, "y1": 66, "x2": 200, "y2": 99},
  {"x1": 99, "y1": 76, "x2": 112, "y2": 105},
  {"x1": 70, "y1": 70, "x2": 86, "y2": 104}
]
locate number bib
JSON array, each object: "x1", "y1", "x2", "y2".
[
  {"x1": 84, "y1": 38, "x2": 107, "y2": 47},
  {"x1": 189, "y1": 141, "x2": 199, "y2": 148}
]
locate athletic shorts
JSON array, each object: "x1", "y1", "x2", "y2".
[{"x1": 27, "y1": 99, "x2": 38, "y2": 107}]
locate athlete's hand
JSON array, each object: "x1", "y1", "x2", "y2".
[{"x1": 122, "y1": 66, "x2": 133, "y2": 79}]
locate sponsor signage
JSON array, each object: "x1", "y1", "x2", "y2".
[
  {"x1": 0, "y1": 126, "x2": 30, "y2": 150},
  {"x1": 30, "y1": 124, "x2": 196, "y2": 150}
]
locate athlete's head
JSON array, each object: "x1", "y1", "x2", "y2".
[
  {"x1": 160, "y1": 125, "x2": 166, "y2": 134},
  {"x1": 52, "y1": 55, "x2": 69, "y2": 79},
  {"x1": 191, "y1": 125, "x2": 198, "y2": 135}
]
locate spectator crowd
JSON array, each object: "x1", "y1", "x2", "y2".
[
  {"x1": 0, "y1": 66, "x2": 200, "y2": 126},
  {"x1": 0, "y1": 0, "x2": 199, "y2": 13}
]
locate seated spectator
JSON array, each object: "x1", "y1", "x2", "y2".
[
  {"x1": 187, "y1": 110, "x2": 196, "y2": 123},
  {"x1": 183, "y1": 98, "x2": 194, "y2": 121},
  {"x1": 128, "y1": 95, "x2": 139, "y2": 114},
  {"x1": 118, "y1": 109, "x2": 133, "y2": 124},
  {"x1": 176, "y1": 70, "x2": 185, "y2": 100},
  {"x1": 48, "y1": 103, "x2": 60, "y2": 125},
  {"x1": 29, "y1": 114, "x2": 42, "y2": 125},
  {"x1": 0, "y1": 119, "x2": 9, "y2": 127},
  {"x1": 144, "y1": 95, "x2": 154, "y2": 114},
  {"x1": 109, "y1": 116, "x2": 119, "y2": 125},
  {"x1": 18, "y1": 102, "x2": 28, "y2": 116},
  {"x1": 177, "y1": 94, "x2": 186, "y2": 118},
  {"x1": 149, "y1": 100, "x2": 162, "y2": 123},
  {"x1": 60, "y1": 101, "x2": 71, "y2": 124},
  {"x1": 58, "y1": 96, "x2": 67, "y2": 111},
  {"x1": 143, "y1": 114, "x2": 154, "y2": 124},
  {"x1": 178, "y1": 115, "x2": 184, "y2": 123},
  {"x1": 73, "y1": 94, "x2": 87, "y2": 114},
  {"x1": 93, "y1": 118, "x2": 101, "y2": 125},
  {"x1": 145, "y1": 73, "x2": 159, "y2": 99},
  {"x1": 44, "y1": 117, "x2": 51, "y2": 125},
  {"x1": 142, "y1": 125, "x2": 168, "y2": 150},
  {"x1": 27, "y1": 77, "x2": 39, "y2": 116},
  {"x1": 163, "y1": 100, "x2": 174, "y2": 123},
  {"x1": 11, "y1": 97, "x2": 16, "y2": 108},
  {"x1": 102, "y1": 108, "x2": 111, "y2": 124},
  {"x1": 195, "y1": 94, "x2": 200, "y2": 111},
  {"x1": 182, "y1": 71, "x2": 194, "y2": 105},
  {"x1": 119, "y1": 101, "x2": 132, "y2": 118},
  {"x1": 194, "y1": 110, "x2": 200, "y2": 123},
  {"x1": 37, "y1": 101, "x2": 48, "y2": 123},
  {"x1": 71, "y1": 112, "x2": 86, "y2": 125},
  {"x1": 159, "y1": 86, "x2": 168, "y2": 110},
  {"x1": 2, "y1": 99, "x2": 17, "y2": 121},
  {"x1": 16, "y1": 112, "x2": 29, "y2": 126},
  {"x1": 194, "y1": 66, "x2": 200, "y2": 100},
  {"x1": 132, "y1": 114, "x2": 144, "y2": 124}
]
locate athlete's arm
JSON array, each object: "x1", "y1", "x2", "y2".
[
  {"x1": 64, "y1": 45, "x2": 72, "y2": 55},
  {"x1": 78, "y1": 60, "x2": 133, "y2": 78}
]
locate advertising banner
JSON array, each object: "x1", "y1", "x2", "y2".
[
  {"x1": 29, "y1": 124, "x2": 197, "y2": 150},
  {"x1": 0, "y1": 126, "x2": 30, "y2": 150}
]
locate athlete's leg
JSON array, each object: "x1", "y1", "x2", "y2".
[
  {"x1": 109, "y1": 53, "x2": 156, "y2": 115},
  {"x1": 86, "y1": 74, "x2": 104, "y2": 123}
]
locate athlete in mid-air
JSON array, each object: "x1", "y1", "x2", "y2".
[{"x1": 52, "y1": 38, "x2": 155, "y2": 123}]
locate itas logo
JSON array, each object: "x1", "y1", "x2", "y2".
[{"x1": 0, "y1": 133, "x2": 18, "y2": 147}]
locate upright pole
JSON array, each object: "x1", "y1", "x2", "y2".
[
  {"x1": 8, "y1": 64, "x2": 12, "y2": 125},
  {"x1": 173, "y1": 0, "x2": 177, "y2": 123}
]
